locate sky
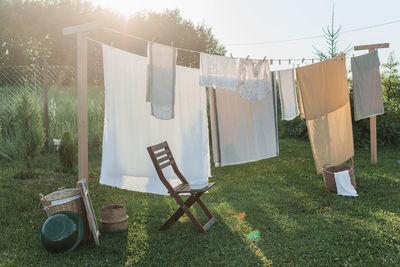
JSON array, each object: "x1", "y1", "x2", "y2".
[{"x1": 90, "y1": 0, "x2": 400, "y2": 71}]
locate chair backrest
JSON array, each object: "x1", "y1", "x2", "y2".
[{"x1": 147, "y1": 141, "x2": 189, "y2": 191}]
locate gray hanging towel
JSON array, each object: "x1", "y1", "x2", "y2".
[
  {"x1": 146, "y1": 41, "x2": 177, "y2": 120},
  {"x1": 351, "y1": 51, "x2": 384, "y2": 121}
]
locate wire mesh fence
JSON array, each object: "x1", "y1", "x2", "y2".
[{"x1": 0, "y1": 64, "x2": 76, "y2": 90}]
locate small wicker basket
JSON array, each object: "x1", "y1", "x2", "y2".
[
  {"x1": 39, "y1": 187, "x2": 90, "y2": 240},
  {"x1": 322, "y1": 158, "x2": 356, "y2": 193},
  {"x1": 100, "y1": 204, "x2": 129, "y2": 232}
]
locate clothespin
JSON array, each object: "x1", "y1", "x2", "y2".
[
  {"x1": 246, "y1": 55, "x2": 250, "y2": 61},
  {"x1": 230, "y1": 53, "x2": 233, "y2": 59},
  {"x1": 270, "y1": 59, "x2": 273, "y2": 65},
  {"x1": 263, "y1": 56, "x2": 266, "y2": 62},
  {"x1": 279, "y1": 59, "x2": 281, "y2": 65},
  {"x1": 312, "y1": 59, "x2": 314, "y2": 64},
  {"x1": 288, "y1": 59, "x2": 291, "y2": 64},
  {"x1": 301, "y1": 58, "x2": 305, "y2": 64}
]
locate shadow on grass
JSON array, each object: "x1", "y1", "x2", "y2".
[
  {"x1": 135, "y1": 190, "x2": 272, "y2": 266},
  {"x1": 215, "y1": 144, "x2": 400, "y2": 265}
]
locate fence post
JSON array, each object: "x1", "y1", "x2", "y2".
[{"x1": 43, "y1": 62, "x2": 49, "y2": 150}]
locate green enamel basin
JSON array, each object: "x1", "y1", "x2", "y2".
[{"x1": 39, "y1": 211, "x2": 84, "y2": 253}]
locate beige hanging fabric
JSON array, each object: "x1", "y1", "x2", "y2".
[
  {"x1": 296, "y1": 55, "x2": 348, "y2": 119},
  {"x1": 296, "y1": 56, "x2": 354, "y2": 173},
  {"x1": 306, "y1": 102, "x2": 354, "y2": 173}
]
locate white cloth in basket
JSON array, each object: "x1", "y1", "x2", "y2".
[{"x1": 334, "y1": 170, "x2": 358, "y2": 197}]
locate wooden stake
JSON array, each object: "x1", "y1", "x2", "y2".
[
  {"x1": 354, "y1": 43, "x2": 389, "y2": 165},
  {"x1": 77, "y1": 32, "x2": 89, "y2": 185},
  {"x1": 63, "y1": 22, "x2": 101, "y2": 188},
  {"x1": 43, "y1": 61, "x2": 49, "y2": 150}
]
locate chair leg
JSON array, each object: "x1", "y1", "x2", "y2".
[
  {"x1": 159, "y1": 195, "x2": 197, "y2": 231},
  {"x1": 196, "y1": 197, "x2": 215, "y2": 219},
  {"x1": 182, "y1": 205, "x2": 206, "y2": 233},
  {"x1": 160, "y1": 192, "x2": 216, "y2": 233}
]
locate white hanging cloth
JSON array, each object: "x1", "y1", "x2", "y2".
[
  {"x1": 237, "y1": 58, "x2": 273, "y2": 101},
  {"x1": 351, "y1": 50, "x2": 384, "y2": 121},
  {"x1": 199, "y1": 53, "x2": 239, "y2": 90},
  {"x1": 334, "y1": 170, "x2": 358, "y2": 197},
  {"x1": 277, "y1": 68, "x2": 300, "y2": 120},
  {"x1": 209, "y1": 72, "x2": 279, "y2": 167},
  {"x1": 101, "y1": 44, "x2": 210, "y2": 195},
  {"x1": 146, "y1": 41, "x2": 177, "y2": 120}
]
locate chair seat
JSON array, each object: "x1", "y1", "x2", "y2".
[{"x1": 172, "y1": 182, "x2": 216, "y2": 194}]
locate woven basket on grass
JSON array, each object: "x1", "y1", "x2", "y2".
[
  {"x1": 322, "y1": 158, "x2": 356, "y2": 193},
  {"x1": 39, "y1": 187, "x2": 90, "y2": 240}
]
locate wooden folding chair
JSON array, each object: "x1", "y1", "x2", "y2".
[{"x1": 147, "y1": 141, "x2": 216, "y2": 233}]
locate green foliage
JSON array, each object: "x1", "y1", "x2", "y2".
[
  {"x1": 0, "y1": 1, "x2": 225, "y2": 84},
  {"x1": 382, "y1": 51, "x2": 400, "y2": 109},
  {"x1": 15, "y1": 92, "x2": 44, "y2": 178},
  {"x1": 281, "y1": 116, "x2": 307, "y2": 139},
  {"x1": 313, "y1": 4, "x2": 351, "y2": 60},
  {"x1": 58, "y1": 131, "x2": 76, "y2": 172}
]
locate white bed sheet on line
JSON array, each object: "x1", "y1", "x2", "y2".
[{"x1": 100, "y1": 44, "x2": 211, "y2": 195}]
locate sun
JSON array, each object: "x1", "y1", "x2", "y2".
[{"x1": 90, "y1": 0, "x2": 139, "y2": 17}]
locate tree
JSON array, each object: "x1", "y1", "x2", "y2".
[
  {"x1": 15, "y1": 93, "x2": 45, "y2": 178},
  {"x1": 313, "y1": 5, "x2": 351, "y2": 60},
  {"x1": 0, "y1": 1, "x2": 226, "y2": 84},
  {"x1": 381, "y1": 51, "x2": 400, "y2": 109}
]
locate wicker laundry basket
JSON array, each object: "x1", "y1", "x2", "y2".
[
  {"x1": 39, "y1": 187, "x2": 90, "y2": 240},
  {"x1": 322, "y1": 158, "x2": 356, "y2": 193}
]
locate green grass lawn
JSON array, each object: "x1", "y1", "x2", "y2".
[{"x1": 0, "y1": 137, "x2": 399, "y2": 266}]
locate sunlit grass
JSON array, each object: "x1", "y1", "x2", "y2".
[{"x1": 0, "y1": 137, "x2": 399, "y2": 266}]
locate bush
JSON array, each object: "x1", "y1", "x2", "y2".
[
  {"x1": 58, "y1": 131, "x2": 76, "y2": 172},
  {"x1": 281, "y1": 116, "x2": 308, "y2": 139},
  {"x1": 15, "y1": 93, "x2": 45, "y2": 178}
]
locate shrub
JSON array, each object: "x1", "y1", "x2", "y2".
[
  {"x1": 15, "y1": 93, "x2": 45, "y2": 178},
  {"x1": 281, "y1": 116, "x2": 308, "y2": 139},
  {"x1": 58, "y1": 131, "x2": 76, "y2": 172}
]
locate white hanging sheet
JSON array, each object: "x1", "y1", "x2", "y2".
[
  {"x1": 100, "y1": 44, "x2": 210, "y2": 195},
  {"x1": 351, "y1": 50, "x2": 384, "y2": 121},
  {"x1": 277, "y1": 68, "x2": 299, "y2": 120},
  {"x1": 209, "y1": 72, "x2": 278, "y2": 167},
  {"x1": 146, "y1": 41, "x2": 177, "y2": 120},
  {"x1": 200, "y1": 53, "x2": 239, "y2": 90}
]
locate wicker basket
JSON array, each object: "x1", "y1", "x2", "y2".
[
  {"x1": 100, "y1": 204, "x2": 129, "y2": 232},
  {"x1": 322, "y1": 158, "x2": 356, "y2": 193},
  {"x1": 39, "y1": 187, "x2": 90, "y2": 240}
]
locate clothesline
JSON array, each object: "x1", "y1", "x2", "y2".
[
  {"x1": 91, "y1": 26, "x2": 358, "y2": 65},
  {"x1": 95, "y1": 27, "x2": 322, "y2": 63}
]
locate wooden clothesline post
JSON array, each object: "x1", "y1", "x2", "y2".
[
  {"x1": 43, "y1": 61, "x2": 49, "y2": 150},
  {"x1": 63, "y1": 22, "x2": 103, "y2": 187},
  {"x1": 354, "y1": 43, "x2": 389, "y2": 165}
]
